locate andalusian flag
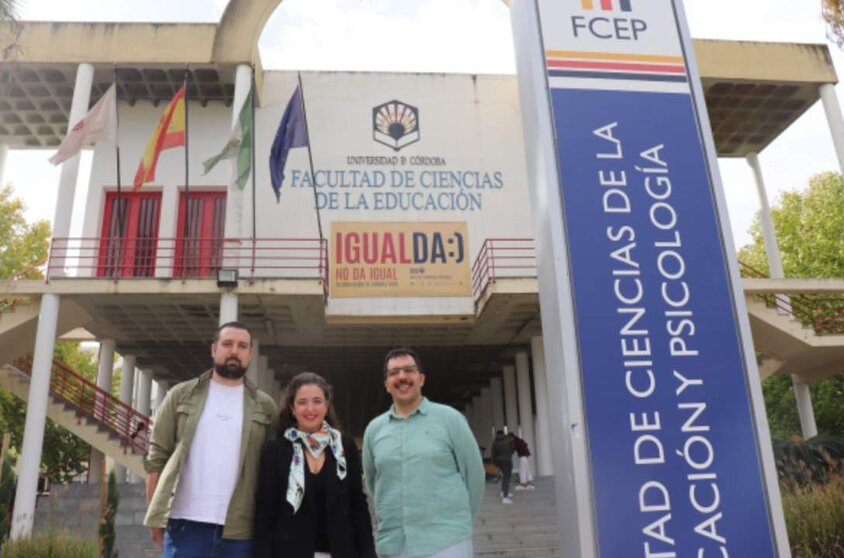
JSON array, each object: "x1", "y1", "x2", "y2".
[
  {"x1": 133, "y1": 85, "x2": 186, "y2": 190},
  {"x1": 202, "y1": 86, "x2": 253, "y2": 190}
]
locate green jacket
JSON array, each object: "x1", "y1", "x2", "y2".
[{"x1": 143, "y1": 369, "x2": 278, "y2": 539}]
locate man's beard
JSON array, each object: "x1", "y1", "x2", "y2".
[{"x1": 215, "y1": 359, "x2": 247, "y2": 379}]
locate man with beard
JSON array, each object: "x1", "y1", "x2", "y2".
[
  {"x1": 363, "y1": 348, "x2": 484, "y2": 558},
  {"x1": 143, "y1": 321, "x2": 277, "y2": 557}
]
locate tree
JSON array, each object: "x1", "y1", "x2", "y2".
[
  {"x1": 0, "y1": 187, "x2": 95, "y2": 482},
  {"x1": 824, "y1": 0, "x2": 844, "y2": 49},
  {"x1": 0, "y1": 185, "x2": 50, "y2": 280},
  {"x1": 739, "y1": 172, "x2": 844, "y2": 439}
]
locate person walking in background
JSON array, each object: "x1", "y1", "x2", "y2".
[
  {"x1": 510, "y1": 432, "x2": 535, "y2": 490},
  {"x1": 491, "y1": 430, "x2": 516, "y2": 504},
  {"x1": 254, "y1": 372, "x2": 376, "y2": 558},
  {"x1": 363, "y1": 348, "x2": 485, "y2": 558}
]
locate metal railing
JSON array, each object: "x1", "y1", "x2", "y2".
[
  {"x1": 46, "y1": 237, "x2": 329, "y2": 290},
  {"x1": 12, "y1": 355, "x2": 153, "y2": 455},
  {"x1": 471, "y1": 238, "x2": 536, "y2": 300},
  {"x1": 739, "y1": 261, "x2": 844, "y2": 335}
]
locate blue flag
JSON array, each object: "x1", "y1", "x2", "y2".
[{"x1": 269, "y1": 85, "x2": 308, "y2": 202}]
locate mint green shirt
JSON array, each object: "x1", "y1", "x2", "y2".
[{"x1": 362, "y1": 397, "x2": 485, "y2": 557}]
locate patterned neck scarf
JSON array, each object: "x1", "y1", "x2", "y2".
[{"x1": 283, "y1": 422, "x2": 347, "y2": 513}]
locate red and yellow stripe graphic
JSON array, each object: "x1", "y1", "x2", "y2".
[
  {"x1": 133, "y1": 85, "x2": 186, "y2": 190},
  {"x1": 545, "y1": 50, "x2": 686, "y2": 83}
]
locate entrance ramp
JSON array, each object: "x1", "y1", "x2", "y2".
[{"x1": 474, "y1": 476, "x2": 561, "y2": 557}]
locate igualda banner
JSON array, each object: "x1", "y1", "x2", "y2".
[
  {"x1": 330, "y1": 221, "x2": 470, "y2": 298},
  {"x1": 533, "y1": 0, "x2": 779, "y2": 556}
]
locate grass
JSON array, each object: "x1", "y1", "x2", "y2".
[
  {"x1": 0, "y1": 530, "x2": 97, "y2": 558},
  {"x1": 782, "y1": 474, "x2": 844, "y2": 557}
]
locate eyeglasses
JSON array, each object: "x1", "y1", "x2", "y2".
[{"x1": 386, "y1": 364, "x2": 420, "y2": 377}]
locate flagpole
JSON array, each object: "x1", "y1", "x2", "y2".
[
  {"x1": 251, "y1": 66, "x2": 257, "y2": 241},
  {"x1": 113, "y1": 67, "x2": 126, "y2": 278},
  {"x1": 297, "y1": 72, "x2": 324, "y2": 241},
  {"x1": 183, "y1": 65, "x2": 191, "y2": 275}
]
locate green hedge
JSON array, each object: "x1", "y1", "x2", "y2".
[{"x1": 0, "y1": 531, "x2": 96, "y2": 558}]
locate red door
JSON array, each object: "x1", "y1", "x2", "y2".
[
  {"x1": 98, "y1": 192, "x2": 161, "y2": 277},
  {"x1": 174, "y1": 191, "x2": 227, "y2": 278}
]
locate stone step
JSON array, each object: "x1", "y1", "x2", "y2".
[{"x1": 473, "y1": 477, "x2": 562, "y2": 557}]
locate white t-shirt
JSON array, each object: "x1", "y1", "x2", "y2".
[{"x1": 170, "y1": 380, "x2": 244, "y2": 525}]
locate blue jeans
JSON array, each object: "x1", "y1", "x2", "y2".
[{"x1": 162, "y1": 518, "x2": 252, "y2": 558}]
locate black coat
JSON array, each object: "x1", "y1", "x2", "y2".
[{"x1": 254, "y1": 435, "x2": 377, "y2": 558}]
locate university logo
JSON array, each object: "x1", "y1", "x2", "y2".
[
  {"x1": 373, "y1": 100, "x2": 420, "y2": 151},
  {"x1": 580, "y1": 0, "x2": 632, "y2": 12}
]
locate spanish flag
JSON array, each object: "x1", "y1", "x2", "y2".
[{"x1": 133, "y1": 85, "x2": 186, "y2": 190}]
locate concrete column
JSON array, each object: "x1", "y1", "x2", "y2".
[
  {"x1": 746, "y1": 153, "x2": 785, "y2": 280},
  {"x1": 531, "y1": 336, "x2": 554, "y2": 476},
  {"x1": 472, "y1": 395, "x2": 485, "y2": 454},
  {"x1": 490, "y1": 377, "x2": 505, "y2": 431},
  {"x1": 793, "y1": 376, "x2": 818, "y2": 439},
  {"x1": 115, "y1": 354, "x2": 136, "y2": 483},
  {"x1": 89, "y1": 339, "x2": 115, "y2": 484},
  {"x1": 12, "y1": 295, "x2": 61, "y2": 538},
  {"x1": 154, "y1": 186, "x2": 180, "y2": 278},
  {"x1": 463, "y1": 401, "x2": 477, "y2": 438},
  {"x1": 515, "y1": 352, "x2": 536, "y2": 470},
  {"x1": 51, "y1": 63, "x2": 95, "y2": 277},
  {"x1": 820, "y1": 83, "x2": 844, "y2": 173},
  {"x1": 480, "y1": 386, "x2": 496, "y2": 449},
  {"x1": 0, "y1": 143, "x2": 8, "y2": 185},
  {"x1": 246, "y1": 339, "x2": 260, "y2": 387},
  {"x1": 224, "y1": 64, "x2": 253, "y2": 247},
  {"x1": 219, "y1": 292, "x2": 238, "y2": 324},
  {"x1": 258, "y1": 355, "x2": 270, "y2": 393},
  {"x1": 747, "y1": 153, "x2": 818, "y2": 433},
  {"x1": 502, "y1": 365, "x2": 518, "y2": 433},
  {"x1": 154, "y1": 380, "x2": 170, "y2": 411},
  {"x1": 137, "y1": 369, "x2": 153, "y2": 418}
]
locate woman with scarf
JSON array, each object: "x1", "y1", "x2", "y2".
[{"x1": 254, "y1": 372, "x2": 376, "y2": 558}]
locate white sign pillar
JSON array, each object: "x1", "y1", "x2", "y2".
[{"x1": 509, "y1": 0, "x2": 789, "y2": 555}]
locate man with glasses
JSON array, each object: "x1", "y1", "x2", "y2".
[{"x1": 363, "y1": 348, "x2": 485, "y2": 558}]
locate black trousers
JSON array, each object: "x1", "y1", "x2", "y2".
[{"x1": 495, "y1": 459, "x2": 513, "y2": 497}]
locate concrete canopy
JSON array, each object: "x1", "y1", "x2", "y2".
[{"x1": 0, "y1": 3, "x2": 838, "y2": 154}]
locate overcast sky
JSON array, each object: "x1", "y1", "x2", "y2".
[{"x1": 4, "y1": 0, "x2": 841, "y2": 250}]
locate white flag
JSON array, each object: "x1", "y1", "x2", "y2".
[{"x1": 49, "y1": 83, "x2": 117, "y2": 165}]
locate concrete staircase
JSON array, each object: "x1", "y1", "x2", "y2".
[
  {"x1": 0, "y1": 297, "x2": 91, "y2": 365},
  {"x1": 0, "y1": 363, "x2": 147, "y2": 477},
  {"x1": 745, "y1": 296, "x2": 844, "y2": 382},
  {"x1": 474, "y1": 477, "x2": 562, "y2": 557}
]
